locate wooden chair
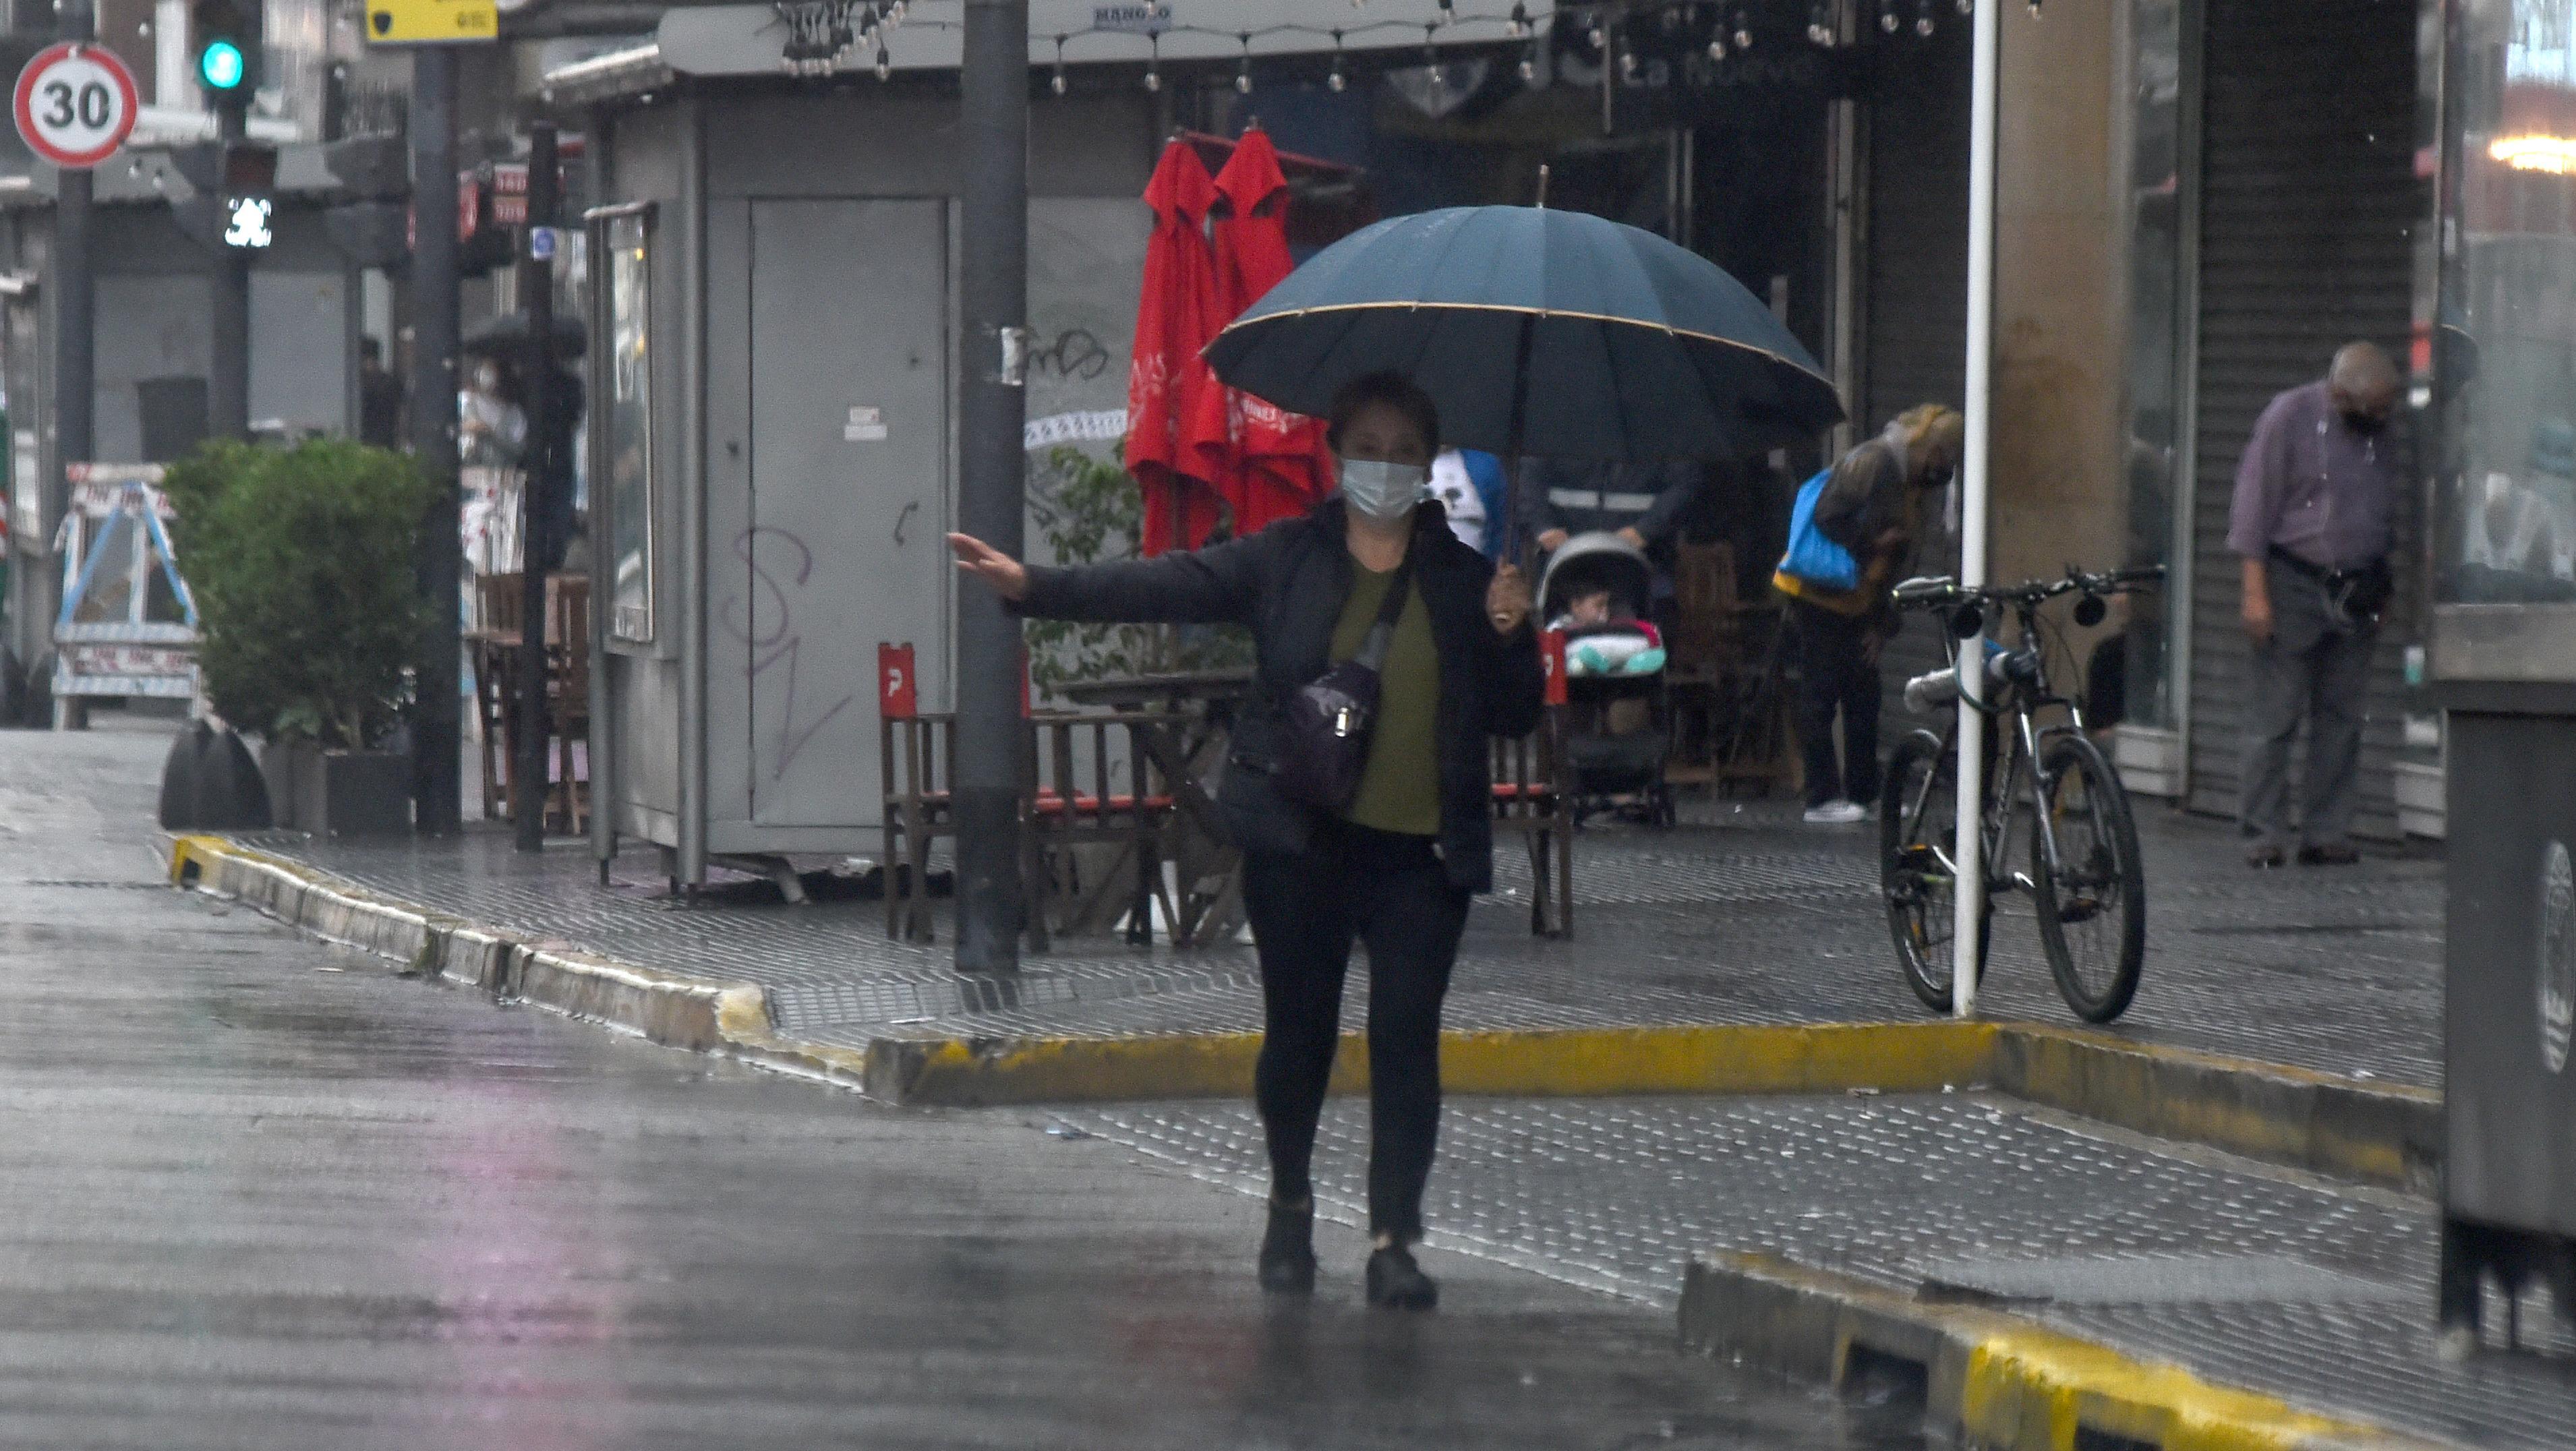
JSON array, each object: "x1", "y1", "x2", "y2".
[
  {"x1": 1026, "y1": 711, "x2": 1181, "y2": 948},
  {"x1": 470, "y1": 573, "x2": 523, "y2": 819},
  {"x1": 473, "y1": 572, "x2": 593, "y2": 833},
  {"x1": 1492, "y1": 711, "x2": 1575, "y2": 937},
  {"x1": 881, "y1": 710, "x2": 960, "y2": 943},
  {"x1": 546, "y1": 574, "x2": 590, "y2": 835}
]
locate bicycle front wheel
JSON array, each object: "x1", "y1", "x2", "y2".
[
  {"x1": 1881, "y1": 732, "x2": 1989, "y2": 1013},
  {"x1": 2029, "y1": 733, "x2": 2146, "y2": 1022}
]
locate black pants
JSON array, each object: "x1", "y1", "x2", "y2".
[
  {"x1": 1793, "y1": 599, "x2": 1883, "y2": 809},
  {"x1": 1241, "y1": 822, "x2": 1470, "y2": 1245}
]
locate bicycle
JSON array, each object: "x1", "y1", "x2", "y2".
[{"x1": 1878, "y1": 565, "x2": 2164, "y2": 1023}]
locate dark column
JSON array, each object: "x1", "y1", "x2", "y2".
[
  {"x1": 953, "y1": 0, "x2": 1030, "y2": 973},
  {"x1": 208, "y1": 96, "x2": 250, "y2": 439},
  {"x1": 49, "y1": 0, "x2": 96, "y2": 722},
  {"x1": 409, "y1": 47, "x2": 462, "y2": 835},
  {"x1": 515, "y1": 122, "x2": 557, "y2": 851}
]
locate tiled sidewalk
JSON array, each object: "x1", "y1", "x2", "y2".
[
  {"x1": 1059, "y1": 1091, "x2": 2565, "y2": 1450},
  {"x1": 235, "y1": 796, "x2": 2442, "y2": 1087}
]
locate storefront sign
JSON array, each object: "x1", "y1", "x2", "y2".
[{"x1": 1094, "y1": 3, "x2": 1171, "y2": 35}]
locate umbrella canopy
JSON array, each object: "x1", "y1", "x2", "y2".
[
  {"x1": 1187, "y1": 129, "x2": 1335, "y2": 537},
  {"x1": 1205, "y1": 206, "x2": 1844, "y2": 464},
  {"x1": 464, "y1": 313, "x2": 587, "y2": 362},
  {"x1": 1123, "y1": 140, "x2": 1227, "y2": 557}
]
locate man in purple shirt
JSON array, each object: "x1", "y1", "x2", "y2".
[{"x1": 2228, "y1": 343, "x2": 2401, "y2": 868}]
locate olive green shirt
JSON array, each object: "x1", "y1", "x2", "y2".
[{"x1": 1331, "y1": 564, "x2": 1442, "y2": 837}]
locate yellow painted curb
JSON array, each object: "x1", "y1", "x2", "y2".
[
  {"x1": 1682, "y1": 1253, "x2": 2454, "y2": 1451},
  {"x1": 871, "y1": 1021, "x2": 1999, "y2": 1104},
  {"x1": 162, "y1": 827, "x2": 2440, "y2": 1195}
]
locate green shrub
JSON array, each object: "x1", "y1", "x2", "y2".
[
  {"x1": 163, "y1": 438, "x2": 438, "y2": 750},
  {"x1": 1024, "y1": 444, "x2": 1253, "y2": 693}
]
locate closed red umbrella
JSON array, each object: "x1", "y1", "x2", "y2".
[
  {"x1": 1188, "y1": 129, "x2": 1335, "y2": 536},
  {"x1": 1125, "y1": 141, "x2": 1226, "y2": 556}
]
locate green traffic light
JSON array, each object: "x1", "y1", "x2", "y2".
[{"x1": 199, "y1": 40, "x2": 245, "y2": 91}]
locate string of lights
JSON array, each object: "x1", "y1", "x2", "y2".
[{"x1": 771, "y1": 0, "x2": 2033, "y2": 84}]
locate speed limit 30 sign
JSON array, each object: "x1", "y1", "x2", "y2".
[{"x1": 13, "y1": 43, "x2": 138, "y2": 171}]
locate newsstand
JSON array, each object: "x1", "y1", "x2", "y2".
[{"x1": 2430, "y1": 0, "x2": 2576, "y2": 1345}]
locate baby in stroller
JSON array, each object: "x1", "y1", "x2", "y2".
[
  {"x1": 1539, "y1": 533, "x2": 1674, "y2": 825},
  {"x1": 1549, "y1": 581, "x2": 1668, "y2": 678}
]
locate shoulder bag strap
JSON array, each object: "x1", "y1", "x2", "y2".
[{"x1": 1352, "y1": 550, "x2": 1421, "y2": 673}]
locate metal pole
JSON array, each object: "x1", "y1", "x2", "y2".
[
  {"x1": 954, "y1": 0, "x2": 1030, "y2": 974},
  {"x1": 410, "y1": 47, "x2": 462, "y2": 835},
  {"x1": 1952, "y1": 0, "x2": 2000, "y2": 1017},
  {"x1": 514, "y1": 123, "x2": 558, "y2": 851},
  {"x1": 208, "y1": 96, "x2": 250, "y2": 439},
  {"x1": 49, "y1": 0, "x2": 96, "y2": 723}
]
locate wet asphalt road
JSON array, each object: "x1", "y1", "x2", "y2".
[{"x1": 0, "y1": 721, "x2": 1925, "y2": 1450}]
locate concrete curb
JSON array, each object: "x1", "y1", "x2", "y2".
[
  {"x1": 1678, "y1": 1252, "x2": 2455, "y2": 1451},
  {"x1": 162, "y1": 833, "x2": 2440, "y2": 1187},
  {"x1": 1990, "y1": 1028, "x2": 2441, "y2": 1194}
]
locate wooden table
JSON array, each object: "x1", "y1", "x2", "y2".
[{"x1": 1053, "y1": 669, "x2": 1255, "y2": 947}]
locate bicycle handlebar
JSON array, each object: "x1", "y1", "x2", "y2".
[{"x1": 1890, "y1": 564, "x2": 2165, "y2": 611}]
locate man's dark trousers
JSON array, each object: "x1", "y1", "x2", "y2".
[{"x1": 2242, "y1": 564, "x2": 2376, "y2": 850}]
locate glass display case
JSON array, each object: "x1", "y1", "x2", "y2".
[{"x1": 2432, "y1": 0, "x2": 2576, "y2": 679}]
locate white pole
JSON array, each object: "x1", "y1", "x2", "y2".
[{"x1": 1953, "y1": 0, "x2": 2001, "y2": 1018}]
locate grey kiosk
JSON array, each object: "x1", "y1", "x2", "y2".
[
  {"x1": 2432, "y1": 0, "x2": 2576, "y2": 1342},
  {"x1": 560, "y1": 24, "x2": 1156, "y2": 890}
]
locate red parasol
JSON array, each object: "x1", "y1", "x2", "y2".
[
  {"x1": 1125, "y1": 141, "x2": 1226, "y2": 556},
  {"x1": 1188, "y1": 128, "x2": 1336, "y2": 537}
]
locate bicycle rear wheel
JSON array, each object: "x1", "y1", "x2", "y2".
[
  {"x1": 2029, "y1": 733, "x2": 2146, "y2": 1022},
  {"x1": 1880, "y1": 732, "x2": 1989, "y2": 1013}
]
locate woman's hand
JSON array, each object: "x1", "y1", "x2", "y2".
[
  {"x1": 947, "y1": 533, "x2": 1030, "y2": 602},
  {"x1": 1486, "y1": 562, "x2": 1532, "y2": 635}
]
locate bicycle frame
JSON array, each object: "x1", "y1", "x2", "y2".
[{"x1": 1899, "y1": 597, "x2": 2090, "y2": 905}]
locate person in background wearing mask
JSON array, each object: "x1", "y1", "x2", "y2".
[
  {"x1": 1775, "y1": 403, "x2": 1963, "y2": 825},
  {"x1": 2229, "y1": 342, "x2": 2402, "y2": 869},
  {"x1": 949, "y1": 372, "x2": 1541, "y2": 1313},
  {"x1": 458, "y1": 356, "x2": 527, "y2": 470}
]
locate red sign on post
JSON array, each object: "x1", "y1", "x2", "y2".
[
  {"x1": 13, "y1": 42, "x2": 138, "y2": 171},
  {"x1": 1540, "y1": 630, "x2": 1569, "y2": 706},
  {"x1": 877, "y1": 643, "x2": 917, "y2": 719}
]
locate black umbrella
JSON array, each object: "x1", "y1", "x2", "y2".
[
  {"x1": 1204, "y1": 204, "x2": 1844, "y2": 467},
  {"x1": 462, "y1": 313, "x2": 586, "y2": 362}
]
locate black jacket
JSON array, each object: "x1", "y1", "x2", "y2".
[{"x1": 1017, "y1": 500, "x2": 1546, "y2": 891}]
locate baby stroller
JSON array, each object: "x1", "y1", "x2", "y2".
[{"x1": 1539, "y1": 532, "x2": 1675, "y2": 827}]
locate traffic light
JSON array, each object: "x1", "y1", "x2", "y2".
[
  {"x1": 168, "y1": 139, "x2": 278, "y2": 252},
  {"x1": 190, "y1": 0, "x2": 261, "y2": 98}
]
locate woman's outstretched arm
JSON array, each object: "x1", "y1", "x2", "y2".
[{"x1": 948, "y1": 530, "x2": 1269, "y2": 626}]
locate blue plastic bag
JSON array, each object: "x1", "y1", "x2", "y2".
[{"x1": 1778, "y1": 469, "x2": 1860, "y2": 591}]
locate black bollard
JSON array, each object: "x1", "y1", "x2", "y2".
[
  {"x1": 197, "y1": 727, "x2": 272, "y2": 830},
  {"x1": 157, "y1": 721, "x2": 210, "y2": 829},
  {"x1": 160, "y1": 721, "x2": 274, "y2": 830}
]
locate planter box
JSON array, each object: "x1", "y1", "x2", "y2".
[
  {"x1": 2112, "y1": 724, "x2": 2183, "y2": 799},
  {"x1": 262, "y1": 740, "x2": 411, "y2": 836},
  {"x1": 2393, "y1": 758, "x2": 2446, "y2": 841}
]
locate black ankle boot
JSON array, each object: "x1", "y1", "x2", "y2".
[
  {"x1": 1365, "y1": 1245, "x2": 1438, "y2": 1310},
  {"x1": 1258, "y1": 1200, "x2": 1316, "y2": 1293}
]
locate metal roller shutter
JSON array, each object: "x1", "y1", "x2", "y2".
[
  {"x1": 1862, "y1": 22, "x2": 1971, "y2": 730},
  {"x1": 2184, "y1": 0, "x2": 2422, "y2": 836}
]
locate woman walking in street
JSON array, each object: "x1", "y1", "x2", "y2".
[{"x1": 949, "y1": 372, "x2": 1544, "y2": 1309}]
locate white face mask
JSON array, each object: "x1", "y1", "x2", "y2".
[{"x1": 1338, "y1": 458, "x2": 1428, "y2": 523}]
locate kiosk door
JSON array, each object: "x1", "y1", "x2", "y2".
[{"x1": 744, "y1": 198, "x2": 949, "y2": 827}]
